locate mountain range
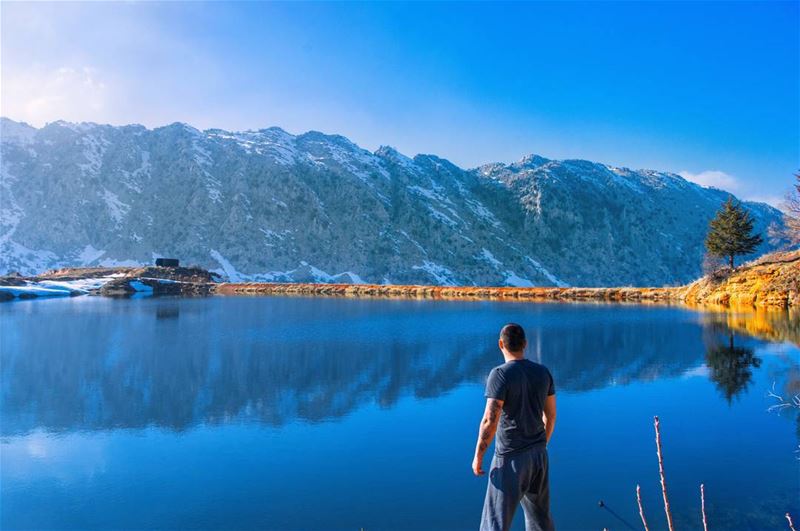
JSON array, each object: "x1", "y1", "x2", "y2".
[{"x1": 0, "y1": 117, "x2": 784, "y2": 286}]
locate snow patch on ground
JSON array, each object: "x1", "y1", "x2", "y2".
[
  {"x1": 479, "y1": 248, "x2": 503, "y2": 269},
  {"x1": 206, "y1": 176, "x2": 223, "y2": 203},
  {"x1": 408, "y1": 186, "x2": 463, "y2": 226},
  {"x1": 192, "y1": 137, "x2": 213, "y2": 166},
  {"x1": 39, "y1": 275, "x2": 123, "y2": 293},
  {"x1": 304, "y1": 263, "x2": 334, "y2": 283},
  {"x1": 326, "y1": 141, "x2": 390, "y2": 182},
  {"x1": 427, "y1": 207, "x2": 458, "y2": 228},
  {"x1": 412, "y1": 261, "x2": 457, "y2": 285},
  {"x1": 210, "y1": 128, "x2": 300, "y2": 166},
  {"x1": 408, "y1": 185, "x2": 442, "y2": 203},
  {"x1": 399, "y1": 231, "x2": 427, "y2": 256},
  {"x1": 258, "y1": 130, "x2": 299, "y2": 164},
  {"x1": 335, "y1": 271, "x2": 366, "y2": 284},
  {"x1": 120, "y1": 150, "x2": 151, "y2": 193},
  {"x1": 0, "y1": 284, "x2": 73, "y2": 298},
  {"x1": 77, "y1": 245, "x2": 106, "y2": 265},
  {"x1": 477, "y1": 250, "x2": 537, "y2": 286},
  {"x1": 465, "y1": 198, "x2": 502, "y2": 227},
  {"x1": 78, "y1": 133, "x2": 109, "y2": 176},
  {"x1": 525, "y1": 256, "x2": 568, "y2": 287},
  {"x1": 375, "y1": 146, "x2": 419, "y2": 175},
  {"x1": 235, "y1": 262, "x2": 368, "y2": 284},
  {"x1": 0, "y1": 240, "x2": 59, "y2": 276},
  {"x1": 566, "y1": 162, "x2": 643, "y2": 194},
  {"x1": 210, "y1": 249, "x2": 242, "y2": 282},
  {"x1": 0, "y1": 271, "x2": 124, "y2": 299},
  {"x1": 188, "y1": 136, "x2": 223, "y2": 203},
  {"x1": 504, "y1": 272, "x2": 535, "y2": 287},
  {"x1": 100, "y1": 189, "x2": 130, "y2": 224}
]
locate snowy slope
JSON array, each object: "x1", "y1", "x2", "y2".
[{"x1": 0, "y1": 117, "x2": 784, "y2": 286}]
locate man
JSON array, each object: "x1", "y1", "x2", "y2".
[{"x1": 472, "y1": 323, "x2": 557, "y2": 531}]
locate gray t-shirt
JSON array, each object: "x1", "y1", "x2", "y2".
[{"x1": 484, "y1": 359, "x2": 555, "y2": 456}]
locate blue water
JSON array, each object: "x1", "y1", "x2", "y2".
[{"x1": 1, "y1": 296, "x2": 798, "y2": 530}]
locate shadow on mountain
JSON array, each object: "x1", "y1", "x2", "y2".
[{"x1": 0, "y1": 297, "x2": 782, "y2": 435}]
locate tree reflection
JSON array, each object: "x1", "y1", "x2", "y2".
[{"x1": 705, "y1": 332, "x2": 761, "y2": 404}]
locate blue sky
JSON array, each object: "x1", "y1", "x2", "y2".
[{"x1": 2, "y1": 1, "x2": 797, "y2": 205}]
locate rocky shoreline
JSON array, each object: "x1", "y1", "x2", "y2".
[
  {"x1": 2, "y1": 251, "x2": 797, "y2": 309},
  {"x1": 214, "y1": 281, "x2": 683, "y2": 304},
  {"x1": 217, "y1": 250, "x2": 799, "y2": 309}
]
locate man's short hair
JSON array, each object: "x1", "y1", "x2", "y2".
[{"x1": 500, "y1": 323, "x2": 526, "y2": 352}]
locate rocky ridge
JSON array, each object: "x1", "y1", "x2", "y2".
[{"x1": 0, "y1": 117, "x2": 785, "y2": 287}]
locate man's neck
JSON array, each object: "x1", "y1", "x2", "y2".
[{"x1": 502, "y1": 352, "x2": 525, "y2": 363}]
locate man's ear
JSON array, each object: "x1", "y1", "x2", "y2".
[
  {"x1": 522, "y1": 339, "x2": 528, "y2": 351},
  {"x1": 498, "y1": 338, "x2": 505, "y2": 352}
]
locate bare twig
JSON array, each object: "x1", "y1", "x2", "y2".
[
  {"x1": 788, "y1": 512, "x2": 797, "y2": 531},
  {"x1": 767, "y1": 385, "x2": 800, "y2": 413},
  {"x1": 636, "y1": 484, "x2": 649, "y2": 531},
  {"x1": 768, "y1": 382, "x2": 784, "y2": 401},
  {"x1": 767, "y1": 383, "x2": 800, "y2": 412},
  {"x1": 654, "y1": 416, "x2": 675, "y2": 531},
  {"x1": 700, "y1": 484, "x2": 708, "y2": 531}
]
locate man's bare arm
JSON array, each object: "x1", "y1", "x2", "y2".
[
  {"x1": 472, "y1": 398, "x2": 503, "y2": 476},
  {"x1": 543, "y1": 394, "x2": 557, "y2": 444}
]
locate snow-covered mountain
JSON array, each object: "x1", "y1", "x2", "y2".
[{"x1": 0, "y1": 117, "x2": 783, "y2": 286}]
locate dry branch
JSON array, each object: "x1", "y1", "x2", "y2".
[
  {"x1": 653, "y1": 416, "x2": 675, "y2": 531},
  {"x1": 636, "y1": 484, "x2": 650, "y2": 531},
  {"x1": 700, "y1": 483, "x2": 708, "y2": 531}
]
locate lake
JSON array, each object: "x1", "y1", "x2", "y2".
[{"x1": 1, "y1": 296, "x2": 798, "y2": 530}]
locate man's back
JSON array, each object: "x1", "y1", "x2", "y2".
[
  {"x1": 485, "y1": 359, "x2": 555, "y2": 456},
  {"x1": 474, "y1": 323, "x2": 556, "y2": 531}
]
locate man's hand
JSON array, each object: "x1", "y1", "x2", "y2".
[{"x1": 472, "y1": 454, "x2": 485, "y2": 476}]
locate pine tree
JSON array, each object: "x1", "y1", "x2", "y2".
[{"x1": 705, "y1": 197, "x2": 763, "y2": 270}]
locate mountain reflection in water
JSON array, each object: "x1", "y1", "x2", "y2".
[
  {"x1": 2, "y1": 296, "x2": 799, "y2": 531},
  {"x1": 1, "y1": 297, "x2": 795, "y2": 435}
]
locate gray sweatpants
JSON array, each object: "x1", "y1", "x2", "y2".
[{"x1": 480, "y1": 445, "x2": 554, "y2": 531}]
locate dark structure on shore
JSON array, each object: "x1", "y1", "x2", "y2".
[{"x1": 155, "y1": 258, "x2": 180, "y2": 268}]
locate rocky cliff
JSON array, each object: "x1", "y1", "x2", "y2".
[
  {"x1": 0, "y1": 117, "x2": 785, "y2": 286},
  {"x1": 680, "y1": 250, "x2": 800, "y2": 308}
]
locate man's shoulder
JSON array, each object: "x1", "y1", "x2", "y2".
[
  {"x1": 526, "y1": 360, "x2": 552, "y2": 374},
  {"x1": 497, "y1": 359, "x2": 550, "y2": 373}
]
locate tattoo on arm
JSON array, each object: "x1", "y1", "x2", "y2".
[{"x1": 476, "y1": 399, "x2": 503, "y2": 454}]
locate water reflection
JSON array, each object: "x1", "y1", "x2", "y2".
[
  {"x1": 695, "y1": 305, "x2": 800, "y2": 345},
  {"x1": 2, "y1": 297, "x2": 799, "y2": 531},
  {"x1": 704, "y1": 331, "x2": 761, "y2": 403},
  {"x1": 155, "y1": 304, "x2": 180, "y2": 320},
  {"x1": 0, "y1": 298, "x2": 795, "y2": 436}
]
